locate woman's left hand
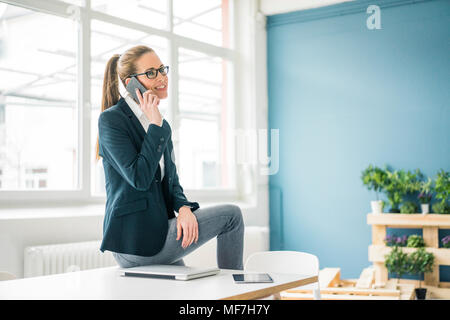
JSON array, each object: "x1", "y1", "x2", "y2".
[{"x1": 176, "y1": 206, "x2": 199, "y2": 249}]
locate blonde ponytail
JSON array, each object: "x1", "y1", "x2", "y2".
[{"x1": 95, "y1": 45, "x2": 154, "y2": 162}]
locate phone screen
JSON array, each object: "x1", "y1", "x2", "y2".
[
  {"x1": 232, "y1": 273, "x2": 273, "y2": 283},
  {"x1": 125, "y1": 76, "x2": 147, "y2": 103}
]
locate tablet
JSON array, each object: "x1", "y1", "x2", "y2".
[{"x1": 232, "y1": 273, "x2": 273, "y2": 283}]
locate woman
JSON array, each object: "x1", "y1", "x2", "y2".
[{"x1": 95, "y1": 45, "x2": 244, "y2": 270}]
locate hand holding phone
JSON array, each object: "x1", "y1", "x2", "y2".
[{"x1": 126, "y1": 77, "x2": 162, "y2": 126}]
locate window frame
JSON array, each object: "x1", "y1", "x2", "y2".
[{"x1": 0, "y1": 0, "x2": 240, "y2": 204}]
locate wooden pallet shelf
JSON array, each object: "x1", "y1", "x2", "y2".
[
  {"x1": 367, "y1": 213, "x2": 450, "y2": 228},
  {"x1": 282, "y1": 268, "x2": 416, "y2": 300},
  {"x1": 369, "y1": 245, "x2": 450, "y2": 265},
  {"x1": 367, "y1": 213, "x2": 450, "y2": 287}
]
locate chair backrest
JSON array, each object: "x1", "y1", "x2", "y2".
[{"x1": 244, "y1": 251, "x2": 319, "y2": 276}]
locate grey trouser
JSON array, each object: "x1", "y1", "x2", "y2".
[{"x1": 112, "y1": 204, "x2": 244, "y2": 270}]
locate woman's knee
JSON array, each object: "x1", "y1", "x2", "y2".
[
  {"x1": 224, "y1": 204, "x2": 244, "y2": 226},
  {"x1": 112, "y1": 252, "x2": 140, "y2": 268}
]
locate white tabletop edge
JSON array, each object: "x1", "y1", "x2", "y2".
[{"x1": 0, "y1": 266, "x2": 318, "y2": 300}]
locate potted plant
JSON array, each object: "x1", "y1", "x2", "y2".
[
  {"x1": 361, "y1": 165, "x2": 387, "y2": 214},
  {"x1": 384, "y1": 167, "x2": 421, "y2": 213},
  {"x1": 384, "y1": 234, "x2": 407, "y2": 247},
  {"x1": 402, "y1": 169, "x2": 423, "y2": 214},
  {"x1": 418, "y1": 178, "x2": 433, "y2": 214},
  {"x1": 433, "y1": 169, "x2": 450, "y2": 214},
  {"x1": 400, "y1": 201, "x2": 419, "y2": 214},
  {"x1": 407, "y1": 248, "x2": 435, "y2": 300},
  {"x1": 383, "y1": 168, "x2": 405, "y2": 213},
  {"x1": 442, "y1": 235, "x2": 450, "y2": 248},
  {"x1": 404, "y1": 169, "x2": 423, "y2": 193},
  {"x1": 384, "y1": 246, "x2": 409, "y2": 281},
  {"x1": 432, "y1": 202, "x2": 450, "y2": 214},
  {"x1": 407, "y1": 234, "x2": 425, "y2": 248}
]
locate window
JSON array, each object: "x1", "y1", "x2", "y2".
[
  {"x1": 1, "y1": 0, "x2": 237, "y2": 202},
  {"x1": 173, "y1": 0, "x2": 232, "y2": 48},
  {"x1": 91, "y1": 0, "x2": 168, "y2": 30},
  {"x1": 0, "y1": 4, "x2": 78, "y2": 190},
  {"x1": 178, "y1": 48, "x2": 234, "y2": 189}
]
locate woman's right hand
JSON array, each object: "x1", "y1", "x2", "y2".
[{"x1": 136, "y1": 89, "x2": 162, "y2": 126}]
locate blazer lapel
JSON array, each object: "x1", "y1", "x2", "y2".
[
  {"x1": 117, "y1": 97, "x2": 146, "y2": 139},
  {"x1": 119, "y1": 97, "x2": 173, "y2": 186}
]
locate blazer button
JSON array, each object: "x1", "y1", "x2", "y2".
[{"x1": 160, "y1": 137, "x2": 164, "y2": 141}]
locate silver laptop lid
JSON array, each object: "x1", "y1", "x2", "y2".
[{"x1": 119, "y1": 265, "x2": 220, "y2": 280}]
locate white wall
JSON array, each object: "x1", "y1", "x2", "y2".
[{"x1": 0, "y1": 205, "x2": 104, "y2": 278}]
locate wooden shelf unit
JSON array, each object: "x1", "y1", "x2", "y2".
[{"x1": 367, "y1": 213, "x2": 450, "y2": 287}]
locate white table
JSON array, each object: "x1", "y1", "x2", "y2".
[{"x1": 0, "y1": 267, "x2": 318, "y2": 300}]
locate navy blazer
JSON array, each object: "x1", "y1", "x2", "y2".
[{"x1": 98, "y1": 97, "x2": 200, "y2": 256}]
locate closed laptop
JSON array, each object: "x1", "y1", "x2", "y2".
[{"x1": 118, "y1": 265, "x2": 220, "y2": 281}]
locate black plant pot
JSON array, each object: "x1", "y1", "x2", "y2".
[
  {"x1": 415, "y1": 288, "x2": 427, "y2": 300},
  {"x1": 389, "y1": 208, "x2": 400, "y2": 213}
]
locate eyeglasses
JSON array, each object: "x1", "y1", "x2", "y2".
[{"x1": 129, "y1": 65, "x2": 169, "y2": 79}]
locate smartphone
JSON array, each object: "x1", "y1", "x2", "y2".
[
  {"x1": 126, "y1": 76, "x2": 147, "y2": 103},
  {"x1": 232, "y1": 273, "x2": 273, "y2": 284}
]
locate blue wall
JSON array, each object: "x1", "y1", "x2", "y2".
[{"x1": 267, "y1": 0, "x2": 450, "y2": 279}]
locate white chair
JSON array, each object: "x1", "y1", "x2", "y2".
[
  {"x1": 0, "y1": 271, "x2": 17, "y2": 281},
  {"x1": 244, "y1": 251, "x2": 321, "y2": 300}
]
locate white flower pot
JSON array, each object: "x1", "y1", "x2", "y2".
[
  {"x1": 371, "y1": 200, "x2": 383, "y2": 214},
  {"x1": 421, "y1": 204, "x2": 429, "y2": 214}
]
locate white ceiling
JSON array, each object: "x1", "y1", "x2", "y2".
[{"x1": 259, "y1": 0, "x2": 354, "y2": 16}]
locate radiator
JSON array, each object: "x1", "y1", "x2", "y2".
[{"x1": 24, "y1": 240, "x2": 116, "y2": 278}]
